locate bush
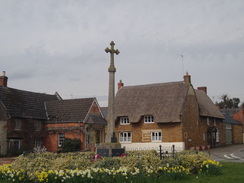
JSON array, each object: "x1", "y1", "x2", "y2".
[
  {"x1": 93, "y1": 157, "x2": 123, "y2": 169},
  {"x1": 61, "y1": 138, "x2": 81, "y2": 152},
  {"x1": 175, "y1": 150, "x2": 211, "y2": 174},
  {"x1": 200, "y1": 160, "x2": 222, "y2": 175}
]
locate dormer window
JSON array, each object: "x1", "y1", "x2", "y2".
[
  {"x1": 144, "y1": 115, "x2": 154, "y2": 123},
  {"x1": 120, "y1": 117, "x2": 130, "y2": 125}
]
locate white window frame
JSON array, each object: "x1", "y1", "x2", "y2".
[
  {"x1": 226, "y1": 123, "x2": 231, "y2": 130},
  {"x1": 151, "y1": 131, "x2": 162, "y2": 142},
  {"x1": 203, "y1": 133, "x2": 206, "y2": 141},
  {"x1": 144, "y1": 115, "x2": 154, "y2": 123},
  {"x1": 120, "y1": 117, "x2": 130, "y2": 125},
  {"x1": 119, "y1": 132, "x2": 132, "y2": 143},
  {"x1": 216, "y1": 129, "x2": 219, "y2": 142},
  {"x1": 35, "y1": 139, "x2": 42, "y2": 148},
  {"x1": 58, "y1": 133, "x2": 65, "y2": 147},
  {"x1": 14, "y1": 119, "x2": 21, "y2": 130},
  {"x1": 214, "y1": 118, "x2": 217, "y2": 126},
  {"x1": 207, "y1": 117, "x2": 210, "y2": 126}
]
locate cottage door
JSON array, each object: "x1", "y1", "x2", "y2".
[
  {"x1": 226, "y1": 129, "x2": 232, "y2": 144},
  {"x1": 207, "y1": 128, "x2": 217, "y2": 148}
]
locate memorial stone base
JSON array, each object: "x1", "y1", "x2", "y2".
[{"x1": 96, "y1": 143, "x2": 125, "y2": 157}]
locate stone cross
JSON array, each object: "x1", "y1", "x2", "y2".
[{"x1": 105, "y1": 41, "x2": 119, "y2": 143}]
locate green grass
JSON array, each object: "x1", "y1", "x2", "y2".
[
  {"x1": 1, "y1": 162, "x2": 244, "y2": 183},
  {"x1": 170, "y1": 162, "x2": 244, "y2": 183}
]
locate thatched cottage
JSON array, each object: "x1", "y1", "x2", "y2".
[{"x1": 114, "y1": 74, "x2": 225, "y2": 151}]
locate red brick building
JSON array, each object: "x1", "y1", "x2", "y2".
[
  {"x1": 114, "y1": 74, "x2": 225, "y2": 151},
  {"x1": 0, "y1": 72, "x2": 106, "y2": 155},
  {"x1": 0, "y1": 72, "x2": 60, "y2": 155},
  {"x1": 43, "y1": 98, "x2": 106, "y2": 152}
]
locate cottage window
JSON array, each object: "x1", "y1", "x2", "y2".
[
  {"x1": 214, "y1": 118, "x2": 216, "y2": 126},
  {"x1": 216, "y1": 129, "x2": 219, "y2": 142},
  {"x1": 151, "y1": 132, "x2": 162, "y2": 142},
  {"x1": 14, "y1": 119, "x2": 21, "y2": 130},
  {"x1": 35, "y1": 121, "x2": 42, "y2": 131},
  {"x1": 207, "y1": 117, "x2": 210, "y2": 126},
  {"x1": 144, "y1": 116, "x2": 154, "y2": 123},
  {"x1": 58, "y1": 133, "x2": 65, "y2": 147},
  {"x1": 9, "y1": 139, "x2": 20, "y2": 150},
  {"x1": 120, "y1": 117, "x2": 129, "y2": 125},
  {"x1": 35, "y1": 139, "x2": 42, "y2": 148},
  {"x1": 226, "y1": 123, "x2": 231, "y2": 130},
  {"x1": 119, "y1": 132, "x2": 132, "y2": 143}
]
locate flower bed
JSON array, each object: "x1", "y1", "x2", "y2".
[{"x1": 0, "y1": 150, "x2": 222, "y2": 183}]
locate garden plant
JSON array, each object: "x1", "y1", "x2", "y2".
[{"x1": 0, "y1": 150, "x2": 222, "y2": 183}]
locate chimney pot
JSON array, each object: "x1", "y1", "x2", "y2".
[
  {"x1": 197, "y1": 86, "x2": 207, "y2": 94},
  {"x1": 183, "y1": 72, "x2": 191, "y2": 84},
  {"x1": 0, "y1": 71, "x2": 8, "y2": 87},
  {"x1": 118, "y1": 80, "x2": 124, "y2": 90}
]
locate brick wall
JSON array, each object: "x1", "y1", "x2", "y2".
[
  {"x1": 232, "y1": 124, "x2": 243, "y2": 144},
  {"x1": 43, "y1": 122, "x2": 85, "y2": 152},
  {"x1": 181, "y1": 94, "x2": 200, "y2": 149},
  {"x1": 115, "y1": 120, "x2": 182, "y2": 143}
]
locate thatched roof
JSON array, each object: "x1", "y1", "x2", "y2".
[
  {"x1": 195, "y1": 90, "x2": 224, "y2": 119},
  {"x1": 115, "y1": 82, "x2": 189, "y2": 123}
]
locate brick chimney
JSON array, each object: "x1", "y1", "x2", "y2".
[
  {"x1": 183, "y1": 72, "x2": 191, "y2": 84},
  {"x1": 118, "y1": 80, "x2": 124, "y2": 90},
  {"x1": 197, "y1": 86, "x2": 207, "y2": 94},
  {"x1": 0, "y1": 71, "x2": 8, "y2": 87}
]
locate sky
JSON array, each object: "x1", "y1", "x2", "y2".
[{"x1": 0, "y1": 0, "x2": 244, "y2": 107}]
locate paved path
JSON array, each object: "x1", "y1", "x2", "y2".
[
  {"x1": 0, "y1": 157, "x2": 16, "y2": 165},
  {"x1": 210, "y1": 144, "x2": 244, "y2": 163}
]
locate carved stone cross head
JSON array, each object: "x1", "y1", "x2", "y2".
[
  {"x1": 105, "y1": 41, "x2": 120, "y2": 72},
  {"x1": 105, "y1": 41, "x2": 120, "y2": 55}
]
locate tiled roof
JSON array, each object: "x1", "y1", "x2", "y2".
[
  {"x1": 0, "y1": 86, "x2": 59, "y2": 119},
  {"x1": 222, "y1": 113, "x2": 242, "y2": 125},
  {"x1": 86, "y1": 115, "x2": 107, "y2": 125},
  {"x1": 101, "y1": 107, "x2": 108, "y2": 120},
  {"x1": 45, "y1": 98, "x2": 96, "y2": 122}
]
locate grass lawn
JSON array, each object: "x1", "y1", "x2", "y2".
[
  {"x1": 171, "y1": 162, "x2": 244, "y2": 183},
  {"x1": 1, "y1": 162, "x2": 244, "y2": 183}
]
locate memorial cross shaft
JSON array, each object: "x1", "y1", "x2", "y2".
[{"x1": 105, "y1": 41, "x2": 120, "y2": 143}]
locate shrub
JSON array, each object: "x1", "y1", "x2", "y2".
[
  {"x1": 92, "y1": 157, "x2": 121, "y2": 169},
  {"x1": 200, "y1": 159, "x2": 222, "y2": 175},
  {"x1": 61, "y1": 138, "x2": 81, "y2": 152},
  {"x1": 175, "y1": 150, "x2": 211, "y2": 174}
]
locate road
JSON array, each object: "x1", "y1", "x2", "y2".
[{"x1": 210, "y1": 144, "x2": 244, "y2": 163}]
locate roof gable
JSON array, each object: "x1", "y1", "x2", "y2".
[
  {"x1": 115, "y1": 82, "x2": 189, "y2": 123},
  {"x1": 195, "y1": 90, "x2": 224, "y2": 119},
  {"x1": 45, "y1": 98, "x2": 96, "y2": 122},
  {"x1": 0, "y1": 86, "x2": 59, "y2": 119}
]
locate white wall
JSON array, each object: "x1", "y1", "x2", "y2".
[{"x1": 121, "y1": 142, "x2": 185, "y2": 152}]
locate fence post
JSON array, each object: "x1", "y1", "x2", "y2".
[
  {"x1": 159, "y1": 145, "x2": 162, "y2": 160},
  {"x1": 172, "y1": 145, "x2": 175, "y2": 158}
]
